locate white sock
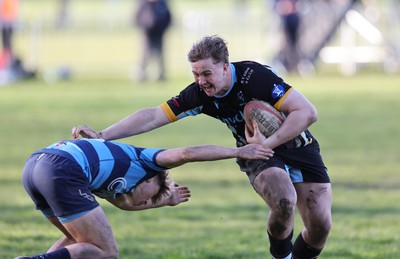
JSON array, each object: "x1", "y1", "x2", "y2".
[{"x1": 272, "y1": 252, "x2": 292, "y2": 259}]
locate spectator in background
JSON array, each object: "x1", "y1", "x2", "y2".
[
  {"x1": 56, "y1": 0, "x2": 71, "y2": 29},
  {"x1": 134, "y1": 0, "x2": 171, "y2": 82},
  {"x1": 275, "y1": 0, "x2": 301, "y2": 73},
  {"x1": 0, "y1": 0, "x2": 35, "y2": 85},
  {"x1": 0, "y1": 0, "x2": 18, "y2": 70}
]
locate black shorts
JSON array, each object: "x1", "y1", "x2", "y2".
[
  {"x1": 237, "y1": 142, "x2": 330, "y2": 186},
  {"x1": 22, "y1": 153, "x2": 99, "y2": 223}
]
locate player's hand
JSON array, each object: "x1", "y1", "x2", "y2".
[
  {"x1": 71, "y1": 125, "x2": 100, "y2": 139},
  {"x1": 245, "y1": 120, "x2": 268, "y2": 145},
  {"x1": 238, "y1": 143, "x2": 274, "y2": 160},
  {"x1": 168, "y1": 182, "x2": 191, "y2": 206}
]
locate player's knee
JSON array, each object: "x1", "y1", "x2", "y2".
[
  {"x1": 268, "y1": 201, "x2": 296, "y2": 236},
  {"x1": 266, "y1": 196, "x2": 296, "y2": 238},
  {"x1": 316, "y1": 217, "x2": 331, "y2": 237},
  {"x1": 103, "y1": 248, "x2": 119, "y2": 259},
  {"x1": 307, "y1": 216, "x2": 331, "y2": 241},
  {"x1": 273, "y1": 197, "x2": 296, "y2": 220},
  {"x1": 102, "y1": 242, "x2": 119, "y2": 259},
  {"x1": 254, "y1": 172, "x2": 296, "y2": 213}
]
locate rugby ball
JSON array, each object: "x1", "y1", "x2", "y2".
[{"x1": 244, "y1": 100, "x2": 286, "y2": 137}]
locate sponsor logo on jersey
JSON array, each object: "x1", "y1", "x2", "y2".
[
  {"x1": 272, "y1": 84, "x2": 285, "y2": 99},
  {"x1": 172, "y1": 97, "x2": 180, "y2": 107},
  {"x1": 240, "y1": 68, "x2": 254, "y2": 84},
  {"x1": 218, "y1": 111, "x2": 245, "y2": 126}
]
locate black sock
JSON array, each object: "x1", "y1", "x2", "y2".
[
  {"x1": 268, "y1": 230, "x2": 293, "y2": 258},
  {"x1": 31, "y1": 248, "x2": 71, "y2": 259},
  {"x1": 292, "y1": 233, "x2": 321, "y2": 259}
]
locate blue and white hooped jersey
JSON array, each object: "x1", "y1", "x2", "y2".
[{"x1": 33, "y1": 139, "x2": 167, "y2": 199}]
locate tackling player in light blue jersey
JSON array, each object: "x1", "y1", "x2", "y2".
[{"x1": 18, "y1": 138, "x2": 273, "y2": 259}]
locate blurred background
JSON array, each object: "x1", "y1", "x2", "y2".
[{"x1": 1, "y1": 0, "x2": 399, "y2": 85}]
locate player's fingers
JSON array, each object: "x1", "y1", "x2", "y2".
[
  {"x1": 252, "y1": 120, "x2": 259, "y2": 131},
  {"x1": 179, "y1": 192, "x2": 191, "y2": 197},
  {"x1": 252, "y1": 121, "x2": 263, "y2": 137},
  {"x1": 245, "y1": 124, "x2": 253, "y2": 139},
  {"x1": 72, "y1": 125, "x2": 90, "y2": 138},
  {"x1": 262, "y1": 147, "x2": 274, "y2": 154},
  {"x1": 256, "y1": 148, "x2": 274, "y2": 159},
  {"x1": 71, "y1": 126, "x2": 81, "y2": 138}
]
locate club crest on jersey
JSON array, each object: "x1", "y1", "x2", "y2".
[
  {"x1": 272, "y1": 84, "x2": 285, "y2": 99},
  {"x1": 108, "y1": 177, "x2": 127, "y2": 193},
  {"x1": 237, "y1": 91, "x2": 245, "y2": 104}
]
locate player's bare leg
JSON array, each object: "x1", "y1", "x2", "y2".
[
  {"x1": 253, "y1": 167, "x2": 297, "y2": 258},
  {"x1": 293, "y1": 182, "x2": 332, "y2": 258},
  {"x1": 46, "y1": 217, "x2": 76, "y2": 252},
  {"x1": 18, "y1": 207, "x2": 117, "y2": 259},
  {"x1": 43, "y1": 207, "x2": 118, "y2": 258},
  {"x1": 61, "y1": 206, "x2": 118, "y2": 259}
]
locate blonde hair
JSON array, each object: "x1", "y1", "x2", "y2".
[{"x1": 187, "y1": 35, "x2": 229, "y2": 64}]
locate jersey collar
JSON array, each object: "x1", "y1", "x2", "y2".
[{"x1": 215, "y1": 63, "x2": 237, "y2": 98}]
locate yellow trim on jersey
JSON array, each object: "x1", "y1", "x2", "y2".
[
  {"x1": 160, "y1": 102, "x2": 178, "y2": 122},
  {"x1": 274, "y1": 87, "x2": 293, "y2": 110}
]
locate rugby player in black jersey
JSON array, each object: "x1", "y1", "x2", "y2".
[{"x1": 73, "y1": 35, "x2": 332, "y2": 259}]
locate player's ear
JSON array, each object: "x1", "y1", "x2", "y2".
[
  {"x1": 138, "y1": 200, "x2": 148, "y2": 206},
  {"x1": 223, "y1": 62, "x2": 229, "y2": 71}
]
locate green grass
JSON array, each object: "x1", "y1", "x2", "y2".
[{"x1": 1, "y1": 73, "x2": 400, "y2": 259}]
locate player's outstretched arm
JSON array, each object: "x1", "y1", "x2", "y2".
[
  {"x1": 156, "y1": 144, "x2": 274, "y2": 168},
  {"x1": 106, "y1": 183, "x2": 191, "y2": 211},
  {"x1": 72, "y1": 106, "x2": 170, "y2": 140}
]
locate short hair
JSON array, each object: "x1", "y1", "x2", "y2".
[
  {"x1": 187, "y1": 35, "x2": 229, "y2": 64},
  {"x1": 151, "y1": 171, "x2": 171, "y2": 204}
]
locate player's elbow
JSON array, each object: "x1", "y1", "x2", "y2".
[
  {"x1": 181, "y1": 146, "x2": 208, "y2": 163},
  {"x1": 308, "y1": 107, "x2": 318, "y2": 124},
  {"x1": 181, "y1": 147, "x2": 195, "y2": 162}
]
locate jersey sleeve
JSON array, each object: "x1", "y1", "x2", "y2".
[{"x1": 160, "y1": 83, "x2": 205, "y2": 122}]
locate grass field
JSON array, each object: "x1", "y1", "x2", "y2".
[
  {"x1": 1, "y1": 73, "x2": 400, "y2": 259},
  {"x1": 1, "y1": 1, "x2": 400, "y2": 258}
]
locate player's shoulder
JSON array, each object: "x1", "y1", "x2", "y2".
[
  {"x1": 233, "y1": 61, "x2": 281, "y2": 77},
  {"x1": 233, "y1": 60, "x2": 262, "y2": 70},
  {"x1": 233, "y1": 60, "x2": 270, "y2": 69}
]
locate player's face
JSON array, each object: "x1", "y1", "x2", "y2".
[
  {"x1": 131, "y1": 177, "x2": 160, "y2": 205},
  {"x1": 191, "y1": 58, "x2": 230, "y2": 97}
]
